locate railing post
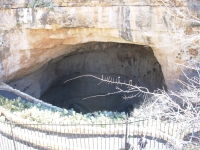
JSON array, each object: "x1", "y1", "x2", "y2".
[
  {"x1": 10, "y1": 122, "x2": 17, "y2": 150},
  {"x1": 125, "y1": 117, "x2": 128, "y2": 150}
]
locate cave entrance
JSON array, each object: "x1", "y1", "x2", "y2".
[{"x1": 9, "y1": 42, "x2": 166, "y2": 114}]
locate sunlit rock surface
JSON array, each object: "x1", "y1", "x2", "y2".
[{"x1": 0, "y1": 0, "x2": 200, "y2": 112}]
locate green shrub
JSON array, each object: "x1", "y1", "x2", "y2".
[
  {"x1": 0, "y1": 96, "x2": 31, "y2": 112},
  {"x1": 0, "y1": 95, "x2": 126, "y2": 124},
  {"x1": 27, "y1": 0, "x2": 54, "y2": 10}
]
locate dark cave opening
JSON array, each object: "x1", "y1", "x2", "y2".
[{"x1": 9, "y1": 42, "x2": 166, "y2": 114}]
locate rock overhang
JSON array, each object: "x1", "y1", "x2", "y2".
[{"x1": 0, "y1": 0, "x2": 199, "y2": 93}]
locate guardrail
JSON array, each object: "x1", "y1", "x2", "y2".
[{"x1": 0, "y1": 118, "x2": 187, "y2": 150}]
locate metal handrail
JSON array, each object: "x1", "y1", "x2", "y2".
[{"x1": 0, "y1": 118, "x2": 184, "y2": 150}]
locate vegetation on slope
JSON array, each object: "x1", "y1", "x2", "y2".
[{"x1": 0, "y1": 96, "x2": 126, "y2": 124}]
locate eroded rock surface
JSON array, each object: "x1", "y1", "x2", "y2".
[{"x1": 0, "y1": 0, "x2": 200, "y2": 111}]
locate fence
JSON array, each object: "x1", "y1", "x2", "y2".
[{"x1": 0, "y1": 118, "x2": 190, "y2": 150}]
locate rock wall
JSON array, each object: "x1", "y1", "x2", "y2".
[{"x1": 0, "y1": 0, "x2": 200, "y2": 92}]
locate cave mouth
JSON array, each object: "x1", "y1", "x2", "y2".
[{"x1": 9, "y1": 42, "x2": 166, "y2": 114}]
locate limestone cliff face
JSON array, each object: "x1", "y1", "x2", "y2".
[{"x1": 0, "y1": 0, "x2": 200, "y2": 92}]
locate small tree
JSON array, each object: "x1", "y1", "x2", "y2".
[
  {"x1": 64, "y1": 63, "x2": 200, "y2": 149},
  {"x1": 143, "y1": 0, "x2": 200, "y2": 51}
]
